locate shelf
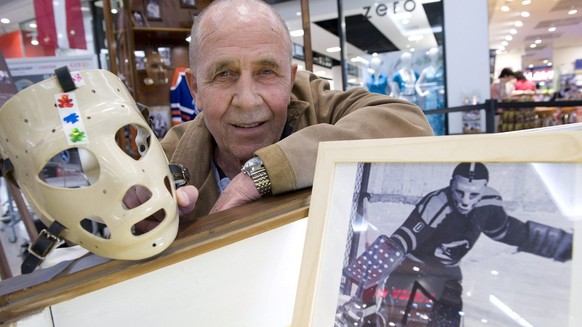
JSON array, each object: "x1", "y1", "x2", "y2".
[{"x1": 132, "y1": 27, "x2": 191, "y2": 45}]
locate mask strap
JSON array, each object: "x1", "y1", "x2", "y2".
[
  {"x1": 21, "y1": 221, "x2": 66, "y2": 274},
  {"x1": 54, "y1": 66, "x2": 77, "y2": 92}
]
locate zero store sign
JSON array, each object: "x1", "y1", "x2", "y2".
[{"x1": 363, "y1": 0, "x2": 418, "y2": 20}]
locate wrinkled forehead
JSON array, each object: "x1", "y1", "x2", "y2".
[
  {"x1": 452, "y1": 175, "x2": 487, "y2": 192},
  {"x1": 200, "y1": 3, "x2": 289, "y2": 46}
]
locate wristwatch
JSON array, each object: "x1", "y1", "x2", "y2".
[{"x1": 241, "y1": 156, "x2": 272, "y2": 197}]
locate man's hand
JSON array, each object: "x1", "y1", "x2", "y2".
[
  {"x1": 123, "y1": 184, "x2": 199, "y2": 234},
  {"x1": 209, "y1": 173, "x2": 260, "y2": 214}
]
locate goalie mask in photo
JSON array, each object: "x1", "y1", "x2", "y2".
[{"x1": 0, "y1": 68, "x2": 179, "y2": 261}]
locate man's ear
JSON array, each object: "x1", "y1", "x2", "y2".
[
  {"x1": 290, "y1": 63, "x2": 298, "y2": 84},
  {"x1": 185, "y1": 68, "x2": 198, "y2": 107}
]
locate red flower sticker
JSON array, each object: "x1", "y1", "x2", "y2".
[{"x1": 57, "y1": 94, "x2": 74, "y2": 108}]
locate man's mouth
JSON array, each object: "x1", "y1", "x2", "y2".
[{"x1": 233, "y1": 122, "x2": 262, "y2": 128}]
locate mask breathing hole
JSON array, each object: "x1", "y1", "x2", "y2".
[
  {"x1": 39, "y1": 148, "x2": 99, "y2": 188},
  {"x1": 80, "y1": 217, "x2": 110, "y2": 239},
  {"x1": 131, "y1": 208, "x2": 166, "y2": 236},
  {"x1": 116, "y1": 123, "x2": 151, "y2": 160}
]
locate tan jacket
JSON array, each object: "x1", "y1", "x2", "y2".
[{"x1": 161, "y1": 71, "x2": 433, "y2": 221}]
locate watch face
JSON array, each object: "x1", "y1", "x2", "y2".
[
  {"x1": 243, "y1": 156, "x2": 261, "y2": 169},
  {"x1": 242, "y1": 156, "x2": 263, "y2": 173}
]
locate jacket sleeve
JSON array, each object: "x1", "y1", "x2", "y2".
[{"x1": 256, "y1": 71, "x2": 434, "y2": 194}]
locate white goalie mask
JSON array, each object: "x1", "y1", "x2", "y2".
[{"x1": 0, "y1": 69, "x2": 179, "y2": 260}]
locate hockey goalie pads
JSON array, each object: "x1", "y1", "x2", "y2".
[
  {"x1": 343, "y1": 235, "x2": 406, "y2": 289},
  {"x1": 518, "y1": 220, "x2": 573, "y2": 262}
]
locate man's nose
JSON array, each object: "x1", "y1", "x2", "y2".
[{"x1": 232, "y1": 74, "x2": 261, "y2": 109}]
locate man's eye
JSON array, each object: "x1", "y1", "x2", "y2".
[
  {"x1": 469, "y1": 193, "x2": 480, "y2": 199},
  {"x1": 258, "y1": 69, "x2": 274, "y2": 75}
]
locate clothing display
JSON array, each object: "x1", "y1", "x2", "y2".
[
  {"x1": 392, "y1": 69, "x2": 419, "y2": 104},
  {"x1": 169, "y1": 68, "x2": 200, "y2": 126},
  {"x1": 161, "y1": 70, "x2": 433, "y2": 221},
  {"x1": 416, "y1": 49, "x2": 446, "y2": 135},
  {"x1": 366, "y1": 73, "x2": 389, "y2": 95}
]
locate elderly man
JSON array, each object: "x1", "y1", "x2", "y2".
[{"x1": 137, "y1": 0, "x2": 433, "y2": 227}]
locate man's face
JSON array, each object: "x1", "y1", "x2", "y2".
[
  {"x1": 450, "y1": 175, "x2": 487, "y2": 214},
  {"x1": 187, "y1": 8, "x2": 297, "y2": 164}
]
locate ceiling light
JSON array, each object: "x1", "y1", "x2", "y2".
[
  {"x1": 522, "y1": 0, "x2": 531, "y2": 5},
  {"x1": 295, "y1": 11, "x2": 301, "y2": 16},
  {"x1": 31, "y1": 33, "x2": 38, "y2": 46},
  {"x1": 548, "y1": 26, "x2": 556, "y2": 32},
  {"x1": 350, "y1": 56, "x2": 369, "y2": 65},
  {"x1": 521, "y1": 11, "x2": 530, "y2": 17},
  {"x1": 568, "y1": 8, "x2": 578, "y2": 15},
  {"x1": 500, "y1": 5, "x2": 510, "y2": 12},
  {"x1": 528, "y1": 64, "x2": 534, "y2": 68},
  {"x1": 505, "y1": 35, "x2": 513, "y2": 41},
  {"x1": 498, "y1": 46, "x2": 506, "y2": 50},
  {"x1": 408, "y1": 34, "x2": 424, "y2": 42},
  {"x1": 0, "y1": 18, "x2": 10, "y2": 24},
  {"x1": 535, "y1": 39, "x2": 542, "y2": 44},
  {"x1": 326, "y1": 47, "x2": 341, "y2": 53},
  {"x1": 543, "y1": 59, "x2": 548, "y2": 63},
  {"x1": 409, "y1": 48, "x2": 415, "y2": 52},
  {"x1": 111, "y1": 8, "x2": 118, "y2": 14},
  {"x1": 530, "y1": 43, "x2": 536, "y2": 48},
  {"x1": 29, "y1": 23, "x2": 37, "y2": 29},
  {"x1": 514, "y1": 20, "x2": 523, "y2": 27},
  {"x1": 501, "y1": 41, "x2": 509, "y2": 46},
  {"x1": 290, "y1": 29, "x2": 304, "y2": 37},
  {"x1": 547, "y1": 62, "x2": 553, "y2": 66},
  {"x1": 509, "y1": 28, "x2": 517, "y2": 34}
]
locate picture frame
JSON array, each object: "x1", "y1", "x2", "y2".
[
  {"x1": 131, "y1": 10, "x2": 148, "y2": 27},
  {"x1": 144, "y1": 0, "x2": 162, "y2": 21},
  {"x1": 292, "y1": 131, "x2": 582, "y2": 327},
  {"x1": 180, "y1": 0, "x2": 197, "y2": 9}
]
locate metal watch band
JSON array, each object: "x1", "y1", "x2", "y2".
[
  {"x1": 242, "y1": 157, "x2": 272, "y2": 197},
  {"x1": 251, "y1": 169, "x2": 272, "y2": 197}
]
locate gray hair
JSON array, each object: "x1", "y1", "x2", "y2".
[{"x1": 188, "y1": 0, "x2": 293, "y2": 70}]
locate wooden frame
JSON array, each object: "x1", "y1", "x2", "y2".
[
  {"x1": 130, "y1": 10, "x2": 148, "y2": 27},
  {"x1": 180, "y1": 0, "x2": 197, "y2": 9},
  {"x1": 144, "y1": 0, "x2": 162, "y2": 21},
  {"x1": 292, "y1": 131, "x2": 582, "y2": 327}
]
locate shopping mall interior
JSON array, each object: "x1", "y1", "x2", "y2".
[{"x1": 0, "y1": 1, "x2": 581, "y2": 326}]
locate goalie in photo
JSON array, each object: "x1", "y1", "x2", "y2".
[{"x1": 335, "y1": 162, "x2": 573, "y2": 327}]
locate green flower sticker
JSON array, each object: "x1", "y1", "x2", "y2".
[{"x1": 70, "y1": 128, "x2": 86, "y2": 143}]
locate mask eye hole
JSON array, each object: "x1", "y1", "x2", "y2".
[
  {"x1": 116, "y1": 124, "x2": 151, "y2": 159},
  {"x1": 38, "y1": 148, "x2": 99, "y2": 188}
]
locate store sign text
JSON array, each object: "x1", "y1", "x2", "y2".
[{"x1": 363, "y1": 0, "x2": 417, "y2": 20}]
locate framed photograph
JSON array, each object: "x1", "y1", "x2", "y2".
[
  {"x1": 292, "y1": 131, "x2": 582, "y2": 327},
  {"x1": 131, "y1": 10, "x2": 148, "y2": 27},
  {"x1": 180, "y1": 0, "x2": 197, "y2": 9},
  {"x1": 148, "y1": 105, "x2": 171, "y2": 139},
  {"x1": 144, "y1": 0, "x2": 162, "y2": 21}
]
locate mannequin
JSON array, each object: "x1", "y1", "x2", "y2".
[
  {"x1": 144, "y1": 52, "x2": 169, "y2": 86},
  {"x1": 366, "y1": 57, "x2": 388, "y2": 94},
  {"x1": 415, "y1": 47, "x2": 445, "y2": 135},
  {"x1": 391, "y1": 52, "x2": 419, "y2": 104}
]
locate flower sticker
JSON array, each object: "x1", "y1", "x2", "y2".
[{"x1": 57, "y1": 94, "x2": 74, "y2": 108}]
